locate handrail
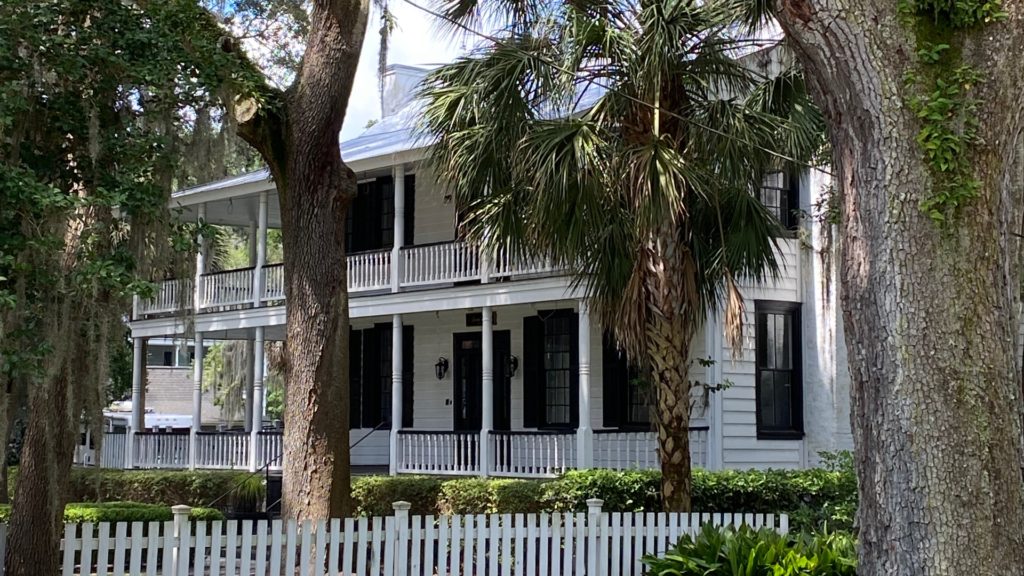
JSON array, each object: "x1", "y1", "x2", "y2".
[
  {"x1": 488, "y1": 429, "x2": 576, "y2": 437},
  {"x1": 593, "y1": 425, "x2": 709, "y2": 434},
  {"x1": 351, "y1": 420, "x2": 391, "y2": 450}
]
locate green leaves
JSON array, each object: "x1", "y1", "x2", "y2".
[
  {"x1": 419, "y1": 0, "x2": 825, "y2": 357},
  {"x1": 643, "y1": 525, "x2": 858, "y2": 576}
]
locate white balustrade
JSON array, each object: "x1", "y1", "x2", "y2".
[
  {"x1": 491, "y1": 244, "x2": 560, "y2": 278},
  {"x1": 489, "y1": 431, "x2": 576, "y2": 477},
  {"x1": 594, "y1": 427, "x2": 709, "y2": 471},
  {"x1": 256, "y1": 431, "x2": 284, "y2": 471},
  {"x1": 132, "y1": 432, "x2": 190, "y2": 469},
  {"x1": 348, "y1": 250, "x2": 392, "y2": 292},
  {"x1": 100, "y1": 433, "x2": 128, "y2": 468},
  {"x1": 262, "y1": 263, "x2": 285, "y2": 302},
  {"x1": 136, "y1": 278, "x2": 191, "y2": 316},
  {"x1": 396, "y1": 431, "x2": 481, "y2": 475},
  {"x1": 194, "y1": 433, "x2": 250, "y2": 469},
  {"x1": 201, "y1": 268, "x2": 255, "y2": 308},
  {"x1": 136, "y1": 241, "x2": 566, "y2": 317},
  {"x1": 401, "y1": 242, "x2": 480, "y2": 287}
]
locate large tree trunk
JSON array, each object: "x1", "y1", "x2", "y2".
[
  {"x1": 238, "y1": 0, "x2": 369, "y2": 519},
  {"x1": 776, "y1": 2, "x2": 1024, "y2": 572},
  {"x1": 5, "y1": 369, "x2": 77, "y2": 576}
]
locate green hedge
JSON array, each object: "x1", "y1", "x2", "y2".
[
  {"x1": 353, "y1": 453, "x2": 856, "y2": 531},
  {"x1": 66, "y1": 468, "x2": 265, "y2": 511},
  {"x1": 0, "y1": 501, "x2": 224, "y2": 523}
]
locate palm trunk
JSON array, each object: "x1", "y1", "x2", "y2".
[
  {"x1": 646, "y1": 230, "x2": 699, "y2": 512},
  {"x1": 777, "y1": 2, "x2": 1024, "y2": 572}
]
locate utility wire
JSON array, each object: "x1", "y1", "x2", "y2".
[{"x1": 402, "y1": 0, "x2": 830, "y2": 174}]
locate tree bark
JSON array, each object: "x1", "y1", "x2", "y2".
[
  {"x1": 647, "y1": 233, "x2": 699, "y2": 512},
  {"x1": 5, "y1": 369, "x2": 77, "y2": 576},
  {"x1": 237, "y1": 0, "x2": 369, "y2": 519},
  {"x1": 775, "y1": 1, "x2": 1024, "y2": 572}
]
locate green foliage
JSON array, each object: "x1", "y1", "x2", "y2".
[
  {"x1": 65, "y1": 469, "x2": 264, "y2": 511},
  {"x1": 348, "y1": 457, "x2": 856, "y2": 530},
  {"x1": 350, "y1": 476, "x2": 443, "y2": 516},
  {"x1": 438, "y1": 479, "x2": 546, "y2": 514},
  {"x1": 643, "y1": 525, "x2": 857, "y2": 576},
  {"x1": 0, "y1": 501, "x2": 223, "y2": 523},
  {"x1": 541, "y1": 469, "x2": 662, "y2": 512},
  {"x1": 902, "y1": 0, "x2": 1003, "y2": 223}
]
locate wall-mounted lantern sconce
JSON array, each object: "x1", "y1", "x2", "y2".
[
  {"x1": 507, "y1": 355, "x2": 519, "y2": 378},
  {"x1": 435, "y1": 357, "x2": 449, "y2": 380}
]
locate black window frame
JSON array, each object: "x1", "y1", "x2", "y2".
[
  {"x1": 758, "y1": 171, "x2": 801, "y2": 232},
  {"x1": 523, "y1": 309, "x2": 579, "y2": 430},
  {"x1": 345, "y1": 174, "x2": 416, "y2": 253},
  {"x1": 754, "y1": 300, "x2": 804, "y2": 439}
]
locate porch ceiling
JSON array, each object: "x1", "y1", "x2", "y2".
[{"x1": 171, "y1": 191, "x2": 283, "y2": 229}]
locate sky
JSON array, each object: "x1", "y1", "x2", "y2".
[{"x1": 340, "y1": 2, "x2": 470, "y2": 141}]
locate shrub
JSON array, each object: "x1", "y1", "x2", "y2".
[
  {"x1": 436, "y1": 479, "x2": 546, "y2": 514},
  {"x1": 437, "y1": 478, "x2": 492, "y2": 515},
  {"x1": 351, "y1": 476, "x2": 442, "y2": 516},
  {"x1": 541, "y1": 469, "x2": 661, "y2": 512},
  {"x1": 644, "y1": 525, "x2": 857, "y2": 576},
  {"x1": 0, "y1": 502, "x2": 224, "y2": 523},
  {"x1": 66, "y1": 468, "x2": 264, "y2": 512}
]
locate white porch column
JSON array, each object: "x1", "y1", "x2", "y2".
[
  {"x1": 389, "y1": 314, "x2": 403, "y2": 475},
  {"x1": 248, "y1": 327, "x2": 266, "y2": 472},
  {"x1": 480, "y1": 306, "x2": 494, "y2": 476},
  {"x1": 127, "y1": 337, "x2": 145, "y2": 468},
  {"x1": 705, "y1": 312, "x2": 724, "y2": 470},
  {"x1": 391, "y1": 164, "x2": 405, "y2": 293},
  {"x1": 190, "y1": 332, "x2": 205, "y2": 470},
  {"x1": 576, "y1": 300, "x2": 594, "y2": 468},
  {"x1": 253, "y1": 191, "x2": 268, "y2": 307},
  {"x1": 194, "y1": 203, "x2": 207, "y2": 311}
]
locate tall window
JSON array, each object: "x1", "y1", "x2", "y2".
[
  {"x1": 349, "y1": 325, "x2": 414, "y2": 429},
  {"x1": 543, "y1": 314, "x2": 574, "y2": 427},
  {"x1": 523, "y1": 309, "x2": 579, "y2": 430},
  {"x1": 758, "y1": 172, "x2": 800, "y2": 230},
  {"x1": 755, "y1": 301, "x2": 803, "y2": 438},
  {"x1": 345, "y1": 175, "x2": 415, "y2": 252}
]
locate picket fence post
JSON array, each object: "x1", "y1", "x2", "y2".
[{"x1": 171, "y1": 504, "x2": 190, "y2": 576}]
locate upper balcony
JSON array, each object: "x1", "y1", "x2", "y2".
[{"x1": 135, "y1": 241, "x2": 563, "y2": 319}]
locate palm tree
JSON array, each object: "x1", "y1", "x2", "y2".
[{"x1": 419, "y1": 0, "x2": 824, "y2": 511}]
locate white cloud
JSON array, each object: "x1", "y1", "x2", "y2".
[{"x1": 341, "y1": 3, "x2": 468, "y2": 140}]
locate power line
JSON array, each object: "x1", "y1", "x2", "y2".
[{"x1": 401, "y1": 0, "x2": 829, "y2": 173}]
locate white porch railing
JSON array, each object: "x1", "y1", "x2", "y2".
[
  {"x1": 491, "y1": 245, "x2": 560, "y2": 278},
  {"x1": 396, "y1": 431, "x2": 481, "y2": 475},
  {"x1": 593, "y1": 427, "x2": 709, "y2": 471},
  {"x1": 137, "y1": 278, "x2": 191, "y2": 315},
  {"x1": 194, "y1": 432, "x2": 250, "y2": 469},
  {"x1": 256, "y1": 431, "x2": 284, "y2": 470},
  {"x1": 263, "y1": 263, "x2": 285, "y2": 302},
  {"x1": 490, "y1": 431, "x2": 576, "y2": 477},
  {"x1": 202, "y1": 268, "x2": 255, "y2": 308},
  {"x1": 349, "y1": 249, "x2": 392, "y2": 292},
  {"x1": 132, "y1": 432, "x2": 190, "y2": 469},
  {"x1": 138, "y1": 241, "x2": 568, "y2": 316},
  {"x1": 15, "y1": 504, "x2": 788, "y2": 576},
  {"x1": 401, "y1": 241, "x2": 480, "y2": 286}
]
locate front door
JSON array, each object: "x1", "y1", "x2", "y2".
[{"x1": 453, "y1": 331, "x2": 511, "y2": 431}]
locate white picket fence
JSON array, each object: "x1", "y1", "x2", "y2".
[{"x1": 0, "y1": 502, "x2": 787, "y2": 576}]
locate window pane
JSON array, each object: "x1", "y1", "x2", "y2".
[{"x1": 758, "y1": 371, "x2": 776, "y2": 427}]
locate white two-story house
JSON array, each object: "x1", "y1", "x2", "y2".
[{"x1": 95, "y1": 63, "x2": 853, "y2": 476}]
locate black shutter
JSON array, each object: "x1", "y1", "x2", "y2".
[
  {"x1": 404, "y1": 174, "x2": 416, "y2": 246},
  {"x1": 349, "y1": 329, "x2": 363, "y2": 429},
  {"x1": 402, "y1": 325, "x2": 414, "y2": 427},
  {"x1": 362, "y1": 326, "x2": 382, "y2": 428},
  {"x1": 522, "y1": 316, "x2": 544, "y2": 428},
  {"x1": 601, "y1": 333, "x2": 621, "y2": 428},
  {"x1": 569, "y1": 311, "x2": 580, "y2": 429},
  {"x1": 786, "y1": 170, "x2": 801, "y2": 230}
]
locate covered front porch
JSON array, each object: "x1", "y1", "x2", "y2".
[{"x1": 107, "y1": 298, "x2": 715, "y2": 478}]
